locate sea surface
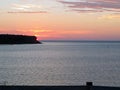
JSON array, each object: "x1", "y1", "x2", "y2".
[{"x1": 0, "y1": 41, "x2": 120, "y2": 86}]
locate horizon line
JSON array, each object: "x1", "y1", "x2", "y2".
[{"x1": 41, "y1": 40, "x2": 120, "y2": 42}]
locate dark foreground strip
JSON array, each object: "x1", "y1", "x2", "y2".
[{"x1": 0, "y1": 86, "x2": 120, "y2": 90}]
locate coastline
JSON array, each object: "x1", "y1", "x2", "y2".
[{"x1": 0, "y1": 34, "x2": 41, "y2": 44}]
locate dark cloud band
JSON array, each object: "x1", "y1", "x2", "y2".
[{"x1": 57, "y1": 0, "x2": 120, "y2": 13}]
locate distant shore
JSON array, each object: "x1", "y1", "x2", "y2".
[{"x1": 0, "y1": 34, "x2": 41, "y2": 44}]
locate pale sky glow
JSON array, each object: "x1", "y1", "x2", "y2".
[{"x1": 0, "y1": 0, "x2": 120, "y2": 40}]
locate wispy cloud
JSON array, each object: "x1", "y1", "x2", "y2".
[
  {"x1": 9, "y1": 3, "x2": 48, "y2": 14},
  {"x1": 12, "y1": 4, "x2": 42, "y2": 10},
  {"x1": 8, "y1": 11, "x2": 47, "y2": 14},
  {"x1": 100, "y1": 13, "x2": 120, "y2": 19},
  {"x1": 57, "y1": 0, "x2": 120, "y2": 13}
]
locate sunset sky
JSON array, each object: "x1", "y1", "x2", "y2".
[{"x1": 0, "y1": 0, "x2": 120, "y2": 40}]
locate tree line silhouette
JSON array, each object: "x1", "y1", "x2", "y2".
[{"x1": 0, "y1": 34, "x2": 41, "y2": 44}]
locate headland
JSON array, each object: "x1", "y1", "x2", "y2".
[{"x1": 0, "y1": 34, "x2": 41, "y2": 44}]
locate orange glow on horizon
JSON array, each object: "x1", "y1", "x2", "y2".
[{"x1": 0, "y1": 0, "x2": 120, "y2": 41}]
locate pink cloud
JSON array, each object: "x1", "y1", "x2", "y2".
[{"x1": 57, "y1": 0, "x2": 120, "y2": 13}]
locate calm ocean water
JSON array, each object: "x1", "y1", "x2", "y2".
[{"x1": 0, "y1": 41, "x2": 120, "y2": 86}]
